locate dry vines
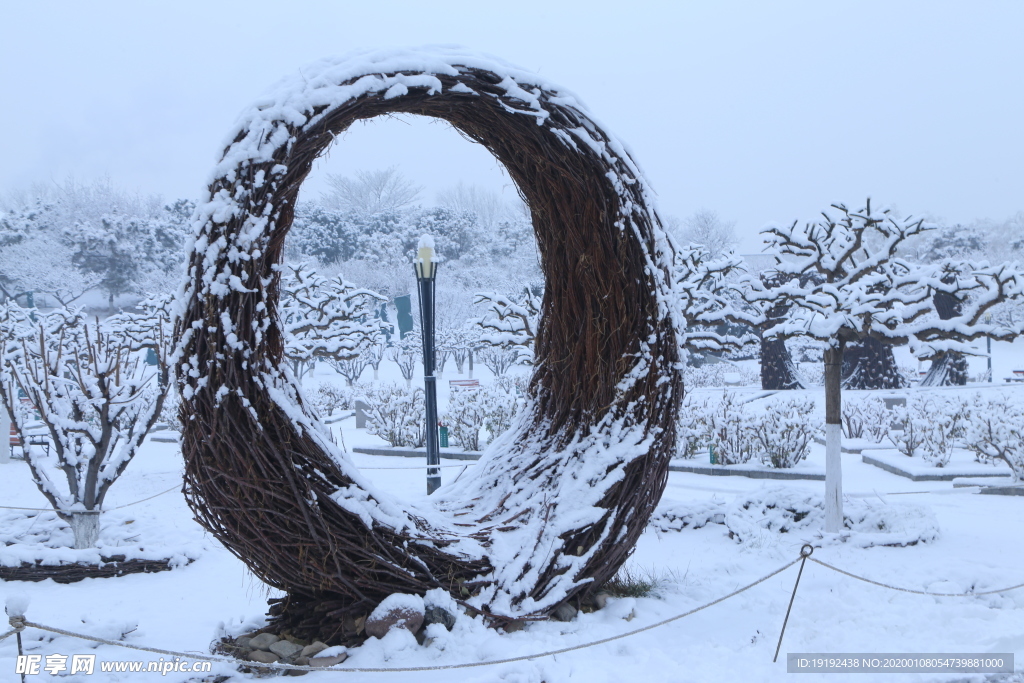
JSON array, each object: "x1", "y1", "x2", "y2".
[{"x1": 175, "y1": 48, "x2": 683, "y2": 643}]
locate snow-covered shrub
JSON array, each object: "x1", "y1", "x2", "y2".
[
  {"x1": 678, "y1": 396, "x2": 712, "y2": 459},
  {"x1": 363, "y1": 383, "x2": 425, "y2": 448},
  {"x1": 841, "y1": 395, "x2": 890, "y2": 442},
  {"x1": 444, "y1": 382, "x2": 520, "y2": 451},
  {"x1": 683, "y1": 363, "x2": 758, "y2": 389},
  {"x1": 308, "y1": 382, "x2": 356, "y2": 417},
  {"x1": 888, "y1": 396, "x2": 932, "y2": 457},
  {"x1": 920, "y1": 396, "x2": 969, "y2": 467},
  {"x1": 651, "y1": 487, "x2": 940, "y2": 548},
  {"x1": 704, "y1": 392, "x2": 754, "y2": 465},
  {"x1": 963, "y1": 393, "x2": 1024, "y2": 481},
  {"x1": 749, "y1": 397, "x2": 820, "y2": 468}
]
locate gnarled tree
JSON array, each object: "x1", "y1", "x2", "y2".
[
  {"x1": 745, "y1": 200, "x2": 1024, "y2": 532},
  {"x1": 174, "y1": 48, "x2": 683, "y2": 642}
]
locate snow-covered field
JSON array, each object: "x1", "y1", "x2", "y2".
[{"x1": 2, "y1": 361, "x2": 1023, "y2": 682}]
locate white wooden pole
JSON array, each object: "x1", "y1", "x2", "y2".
[{"x1": 0, "y1": 405, "x2": 10, "y2": 464}]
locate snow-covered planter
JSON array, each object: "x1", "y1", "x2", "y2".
[
  {"x1": 841, "y1": 396, "x2": 890, "y2": 443},
  {"x1": 964, "y1": 393, "x2": 1024, "y2": 481},
  {"x1": 749, "y1": 397, "x2": 820, "y2": 468},
  {"x1": 444, "y1": 382, "x2": 520, "y2": 451},
  {"x1": 363, "y1": 383, "x2": 426, "y2": 448}
]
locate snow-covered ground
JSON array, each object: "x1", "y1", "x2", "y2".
[{"x1": 2, "y1": 360, "x2": 1023, "y2": 682}]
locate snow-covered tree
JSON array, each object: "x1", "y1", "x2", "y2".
[
  {"x1": 670, "y1": 208, "x2": 738, "y2": 258},
  {"x1": 744, "y1": 199, "x2": 1024, "y2": 531},
  {"x1": 0, "y1": 299, "x2": 171, "y2": 548},
  {"x1": 279, "y1": 264, "x2": 387, "y2": 381},
  {"x1": 387, "y1": 334, "x2": 420, "y2": 387},
  {"x1": 473, "y1": 289, "x2": 540, "y2": 362}
]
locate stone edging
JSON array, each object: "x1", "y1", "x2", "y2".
[
  {"x1": 350, "y1": 446, "x2": 482, "y2": 461},
  {"x1": 667, "y1": 462, "x2": 825, "y2": 480},
  {"x1": 860, "y1": 453, "x2": 1010, "y2": 481}
]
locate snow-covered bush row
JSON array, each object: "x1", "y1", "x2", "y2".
[
  {"x1": 443, "y1": 379, "x2": 524, "y2": 451},
  {"x1": 682, "y1": 363, "x2": 758, "y2": 389},
  {"x1": 888, "y1": 395, "x2": 969, "y2": 466},
  {"x1": 748, "y1": 397, "x2": 821, "y2": 468},
  {"x1": 363, "y1": 383, "x2": 426, "y2": 448},
  {"x1": 964, "y1": 393, "x2": 1024, "y2": 481},
  {"x1": 307, "y1": 382, "x2": 360, "y2": 418},
  {"x1": 841, "y1": 396, "x2": 890, "y2": 442},
  {"x1": 650, "y1": 487, "x2": 940, "y2": 548},
  {"x1": 680, "y1": 393, "x2": 821, "y2": 468}
]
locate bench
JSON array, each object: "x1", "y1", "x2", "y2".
[
  {"x1": 449, "y1": 379, "x2": 481, "y2": 390},
  {"x1": 1004, "y1": 370, "x2": 1024, "y2": 383}
]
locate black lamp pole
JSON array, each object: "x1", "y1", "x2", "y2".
[{"x1": 414, "y1": 236, "x2": 441, "y2": 494}]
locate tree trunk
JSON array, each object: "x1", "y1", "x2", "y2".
[
  {"x1": 841, "y1": 337, "x2": 907, "y2": 389},
  {"x1": 824, "y1": 343, "x2": 844, "y2": 533},
  {"x1": 760, "y1": 338, "x2": 804, "y2": 390},
  {"x1": 373, "y1": 366, "x2": 379, "y2": 380},
  {"x1": 920, "y1": 284, "x2": 968, "y2": 386},
  {"x1": 70, "y1": 511, "x2": 100, "y2": 549},
  {"x1": 468, "y1": 349, "x2": 474, "y2": 379},
  {"x1": 919, "y1": 352, "x2": 968, "y2": 387}
]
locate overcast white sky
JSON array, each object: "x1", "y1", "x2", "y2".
[{"x1": 1, "y1": 1, "x2": 1021, "y2": 251}]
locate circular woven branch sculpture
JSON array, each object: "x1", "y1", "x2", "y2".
[{"x1": 175, "y1": 47, "x2": 683, "y2": 642}]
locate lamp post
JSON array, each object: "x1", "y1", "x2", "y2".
[{"x1": 414, "y1": 235, "x2": 441, "y2": 494}]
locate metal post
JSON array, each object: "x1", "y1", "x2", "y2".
[{"x1": 414, "y1": 238, "x2": 441, "y2": 495}]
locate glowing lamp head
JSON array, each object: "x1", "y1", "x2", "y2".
[{"x1": 415, "y1": 234, "x2": 437, "y2": 279}]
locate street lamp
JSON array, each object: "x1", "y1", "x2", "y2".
[{"x1": 414, "y1": 235, "x2": 441, "y2": 494}]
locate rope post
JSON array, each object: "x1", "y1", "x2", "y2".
[
  {"x1": 7, "y1": 614, "x2": 27, "y2": 683},
  {"x1": 774, "y1": 544, "x2": 813, "y2": 663}
]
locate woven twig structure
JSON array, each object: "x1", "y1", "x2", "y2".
[{"x1": 175, "y1": 47, "x2": 683, "y2": 642}]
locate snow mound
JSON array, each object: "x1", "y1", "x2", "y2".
[
  {"x1": 650, "y1": 486, "x2": 940, "y2": 548},
  {"x1": 0, "y1": 509, "x2": 205, "y2": 567}
]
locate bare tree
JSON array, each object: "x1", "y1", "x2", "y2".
[
  {"x1": 321, "y1": 166, "x2": 422, "y2": 214},
  {"x1": 388, "y1": 335, "x2": 420, "y2": 387},
  {"x1": 673, "y1": 209, "x2": 738, "y2": 258},
  {"x1": 473, "y1": 289, "x2": 540, "y2": 363},
  {"x1": 436, "y1": 182, "x2": 508, "y2": 229}
]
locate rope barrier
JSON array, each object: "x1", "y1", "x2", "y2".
[
  {"x1": 808, "y1": 557, "x2": 1024, "y2": 596},
  {"x1": 3, "y1": 550, "x2": 1023, "y2": 672},
  {"x1": 0, "y1": 555, "x2": 804, "y2": 673},
  {"x1": 0, "y1": 485, "x2": 181, "y2": 514}
]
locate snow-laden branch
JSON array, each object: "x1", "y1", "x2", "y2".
[
  {"x1": 280, "y1": 263, "x2": 388, "y2": 364},
  {"x1": 472, "y1": 290, "x2": 539, "y2": 361}
]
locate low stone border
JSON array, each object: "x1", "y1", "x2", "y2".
[
  {"x1": 351, "y1": 446, "x2": 482, "y2": 461},
  {"x1": 861, "y1": 452, "x2": 1011, "y2": 482},
  {"x1": 667, "y1": 462, "x2": 825, "y2": 480},
  {"x1": 0, "y1": 556, "x2": 185, "y2": 584},
  {"x1": 979, "y1": 484, "x2": 1024, "y2": 497}
]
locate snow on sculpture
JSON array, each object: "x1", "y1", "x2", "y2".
[{"x1": 173, "y1": 47, "x2": 684, "y2": 642}]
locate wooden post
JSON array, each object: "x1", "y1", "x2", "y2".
[{"x1": 823, "y1": 341, "x2": 845, "y2": 532}]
